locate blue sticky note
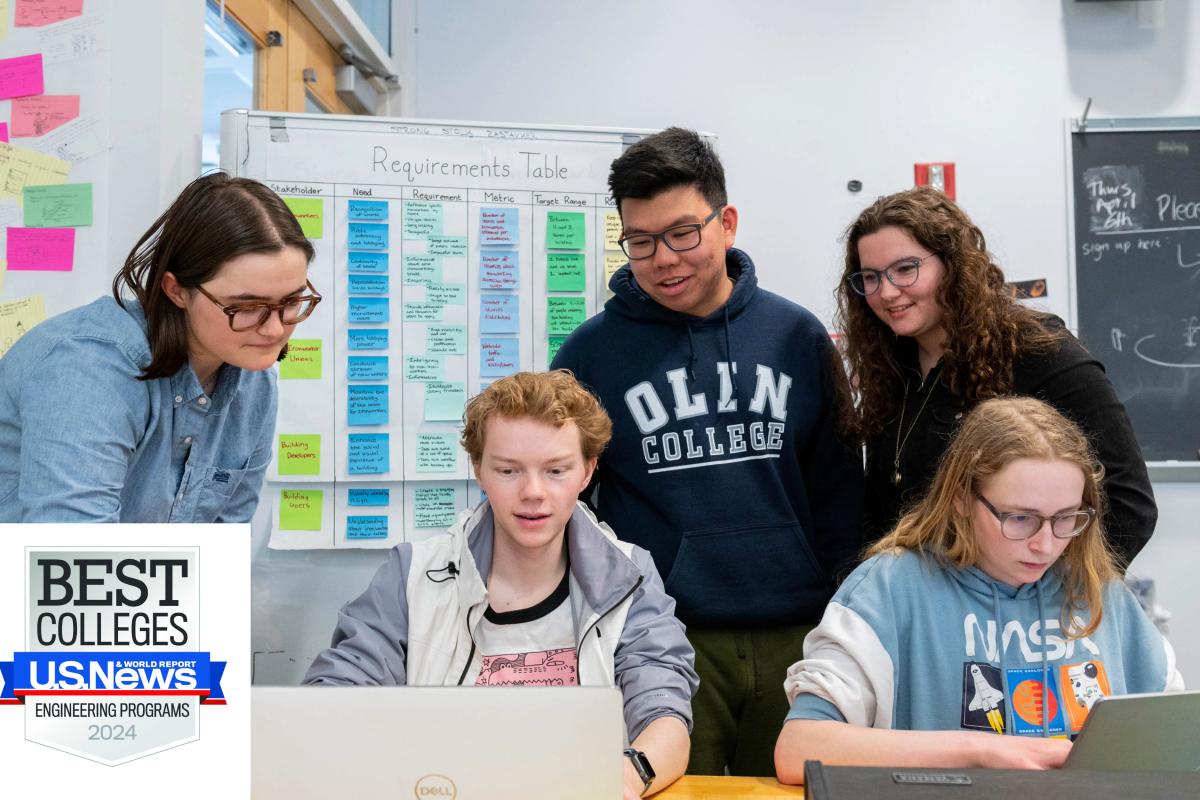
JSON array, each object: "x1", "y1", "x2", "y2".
[
  {"x1": 348, "y1": 488, "x2": 390, "y2": 506},
  {"x1": 349, "y1": 274, "x2": 389, "y2": 294},
  {"x1": 349, "y1": 296, "x2": 389, "y2": 324},
  {"x1": 479, "y1": 207, "x2": 519, "y2": 246},
  {"x1": 348, "y1": 251, "x2": 389, "y2": 273},
  {"x1": 480, "y1": 337, "x2": 520, "y2": 377},
  {"x1": 348, "y1": 384, "x2": 388, "y2": 425},
  {"x1": 346, "y1": 515, "x2": 389, "y2": 539},
  {"x1": 479, "y1": 249, "x2": 519, "y2": 290},
  {"x1": 480, "y1": 294, "x2": 520, "y2": 334},
  {"x1": 347, "y1": 356, "x2": 389, "y2": 381},
  {"x1": 348, "y1": 223, "x2": 388, "y2": 250},
  {"x1": 348, "y1": 200, "x2": 388, "y2": 221},
  {"x1": 348, "y1": 433, "x2": 389, "y2": 474},
  {"x1": 348, "y1": 328, "x2": 389, "y2": 350}
]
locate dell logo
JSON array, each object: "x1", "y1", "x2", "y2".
[{"x1": 415, "y1": 774, "x2": 457, "y2": 798}]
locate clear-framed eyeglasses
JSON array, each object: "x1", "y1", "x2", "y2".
[
  {"x1": 976, "y1": 494, "x2": 1095, "y2": 541},
  {"x1": 617, "y1": 206, "x2": 723, "y2": 260},
  {"x1": 195, "y1": 279, "x2": 322, "y2": 331},
  {"x1": 847, "y1": 253, "x2": 938, "y2": 296}
]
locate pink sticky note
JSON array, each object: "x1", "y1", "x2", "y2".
[
  {"x1": 7, "y1": 227, "x2": 75, "y2": 271},
  {"x1": 15, "y1": 0, "x2": 84, "y2": 27},
  {"x1": 0, "y1": 124, "x2": 9, "y2": 143},
  {"x1": 0, "y1": 54, "x2": 44, "y2": 100},
  {"x1": 12, "y1": 95, "x2": 79, "y2": 137}
]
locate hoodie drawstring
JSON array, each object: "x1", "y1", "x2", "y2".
[
  {"x1": 685, "y1": 324, "x2": 697, "y2": 383},
  {"x1": 991, "y1": 583, "x2": 1011, "y2": 736},
  {"x1": 1035, "y1": 579, "x2": 1050, "y2": 738},
  {"x1": 992, "y1": 578, "x2": 1054, "y2": 738},
  {"x1": 723, "y1": 304, "x2": 738, "y2": 395}
]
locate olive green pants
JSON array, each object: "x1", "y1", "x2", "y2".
[{"x1": 685, "y1": 624, "x2": 814, "y2": 777}]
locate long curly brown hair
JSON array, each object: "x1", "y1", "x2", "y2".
[{"x1": 835, "y1": 188, "x2": 1063, "y2": 443}]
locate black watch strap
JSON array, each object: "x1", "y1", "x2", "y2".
[{"x1": 623, "y1": 747, "x2": 655, "y2": 793}]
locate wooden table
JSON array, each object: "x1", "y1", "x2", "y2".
[{"x1": 657, "y1": 775, "x2": 805, "y2": 798}]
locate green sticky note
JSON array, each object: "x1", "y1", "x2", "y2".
[
  {"x1": 403, "y1": 254, "x2": 443, "y2": 285},
  {"x1": 426, "y1": 325, "x2": 466, "y2": 354},
  {"x1": 403, "y1": 201, "x2": 444, "y2": 239},
  {"x1": 546, "y1": 296, "x2": 587, "y2": 336},
  {"x1": 405, "y1": 355, "x2": 443, "y2": 382},
  {"x1": 278, "y1": 434, "x2": 321, "y2": 475},
  {"x1": 424, "y1": 381, "x2": 465, "y2": 421},
  {"x1": 416, "y1": 432, "x2": 459, "y2": 473},
  {"x1": 279, "y1": 339, "x2": 322, "y2": 379},
  {"x1": 546, "y1": 211, "x2": 585, "y2": 249},
  {"x1": 426, "y1": 282, "x2": 465, "y2": 306},
  {"x1": 283, "y1": 197, "x2": 324, "y2": 239},
  {"x1": 428, "y1": 236, "x2": 467, "y2": 257},
  {"x1": 279, "y1": 489, "x2": 323, "y2": 530},
  {"x1": 547, "y1": 252, "x2": 586, "y2": 292},
  {"x1": 23, "y1": 183, "x2": 92, "y2": 227},
  {"x1": 405, "y1": 301, "x2": 443, "y2": 322},
  {"x1": 413, "y1": 486, "x2": 457, "y2": 528},
  {"x1": 548, "y1": 335, "x2": 567, "y2": 364}
]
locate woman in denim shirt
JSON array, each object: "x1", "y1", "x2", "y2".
[{"x1": 0, "y1": 173, "x2": 319, "y2": 522}]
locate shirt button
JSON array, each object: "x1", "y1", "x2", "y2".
[
  {"x1": 198, "y1": 397, "x2": 208, "y2": 406},
  {"x1": 183, "y1": 436, "x2": 193, "y2": 445},
  {"x1": 175, "y1": 395, "x2": 183, "y2": 404}
]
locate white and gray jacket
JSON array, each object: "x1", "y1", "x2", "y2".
[{"x1": 305, "y1": 501, "x2": 699, "y2": 740}]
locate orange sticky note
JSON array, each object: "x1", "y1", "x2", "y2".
[
  {"x1": 0, "y1": 54, "x2": 43, "y2": 100},
  {"x1": 12, "y1": 95, "x2": 79, "y2": 137},
  {"x1": 7, "y1": 226, "x2": 74, "y2": 271},
  {"x1": 15, "y1": 0, "x2": 84, "y2": 27}
]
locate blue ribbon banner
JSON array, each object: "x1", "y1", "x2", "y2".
[{"x1": 1, "y1": 652, "x2": 225, "y2": 705}]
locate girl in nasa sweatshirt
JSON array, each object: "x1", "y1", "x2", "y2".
[{"x1": 775, "y1": 397, "x2": 1183, "y2": 780}]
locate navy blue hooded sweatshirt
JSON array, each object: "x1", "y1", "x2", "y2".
[{"x1": 551, "y1": 248, "x2": 863, "y2": 627}]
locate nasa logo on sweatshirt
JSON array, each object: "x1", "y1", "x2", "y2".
[{"x1": 0, "y1": 547, "x2": 227, "y2": 765}]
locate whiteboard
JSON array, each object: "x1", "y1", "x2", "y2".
[{"x1": 220, "y1": 111, "x2": 668, "y2": 548}]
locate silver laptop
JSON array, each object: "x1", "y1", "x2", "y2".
[
  {"x1": 252, "y1": 686, "x2": 624, "y2": 799},
  {"x1": 1064, "y1": 690, "x2": 1200, "y2": 772}
]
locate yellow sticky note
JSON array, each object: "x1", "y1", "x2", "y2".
[
  {"x1": 279, "y1": 339, "x2": 322, "y2": 379},
  {"x1": 0, "y1": 0, "x2": 9, "y2": 42},
  {"x1": 283, "y1": 197, "x2": 324, "y2": 239},
  {"x1": 278, "y1": 434, "x2": 321, "y2": 475},
  {"x1": 0, "y1": 143, "x2": 71, "y2": 202},
  {"x1": 279, "y1": 489, "x2": 323, "y2": 530},
  {"x1": 0, "y1": 293, "x2": 46, "y2": 359},
  {"x1": 604, "y1": 252, "x2": 626, "y2": 284},
  {"x1": 604, "y1": 211, "x2": 621, "y2": 250}
]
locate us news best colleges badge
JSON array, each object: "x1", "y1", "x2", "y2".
[{"x1": 0, "y1": 548, "x2": 226, "y2": 765}]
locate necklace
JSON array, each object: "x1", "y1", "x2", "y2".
[
  {"x1": 200, "y1": 370, "x2": 219, "y2": 397},
  {"x1": 892, "y1": 368, "x2": 940, "y2": 487}
]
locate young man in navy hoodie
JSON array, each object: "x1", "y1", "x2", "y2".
[{"x1": 550, "y1": 127, "x2": 863, "y2": 776}]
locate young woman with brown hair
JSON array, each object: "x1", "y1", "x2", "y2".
[{"x1": 0, "y1": 173, "x2": 319, "y2": 522}]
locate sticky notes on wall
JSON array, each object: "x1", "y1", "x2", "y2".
[
  {"x1": 424, "y1": 381, "x2": 464, "y2": 422},
  {"x1": 0, "y1": 54, "x2": 43, "y2": 100},
  {"x1": 278, "y1": 434, "x2": 321, "y2": 475},
  {"x1": 414, "y1": 487, "x2": 457, "y2": 528},
  {"x1": 348, "y1": 199, "x2": 387, "y2": 221},
  {"x1": 349, "y1": 251, "x2": 389, "y2": 273},
  {"x1": 546, "y1": 296, "x2": 586, "y2": 336},
  {"x1": 545, "y1": 211, "x2": 585, "y2": 249},
  {"x1": 346, "y1": 515, "x2": 388, "y2": 540},
  {"x1": 279, "y1": 339, "x2": 323, "y2": 380},
  {"x1": 347, "y1": 355, "x2": 389, "y2": 381},
  {"x1": 403, "y1": 201, "x2": 443, "y2": 239},
  {"x1": 480, "y1": 294, "x2": 519, "y2": 333},
  {"x1": 347, "y1": 384, "x2": 389, "y2": 425},
  {"x1": 6, "y1": 226, "x2": 73, "y2": 271},
  {"x1": 279, "y1": 489, "x2": 323, "y2": 530},
  {"x1": 425, "y1": 325, "x2": 466, "y2": 354},
  {"x1": 348, "y1": 296, "x2": 389, "y2": 323},
  {"x1": 415, "y1": 433, "x2": 458, "y2": 473},
  {"x1": 349, "y1": 274, "x2": 388, "y2": 294},
  {"x1": 348, "y1": 222, "x2": 387, "y2": 249},
  {"x1": 348, "y1": 328, "x2": 389, "y2": 350},
  {"x1": 348, "y1": 433, "x2": 389, "y2": 474},
  {"x1": 547, "y1": 252, "x2": 586, "y2": 292},
  {"x1": 348, "y1": 488, "x2": 390, "y2": 507},
  {"x1": 479, "y1": 207, "x2": 518, "y2": 245},
  {"x1": 23, "y1": 183, "x2": 91, "y2": 227},
  {"x1": 604, "y1": 211, "x2": 621, "y2": 250},
  {"x1": 284, "y1": 197, "x2": 324, "y2": 239},
  {"x1": 480, "y1": 337, "x2": 519, "y2": 377},
  {"x1": 11, "y1": 94, "x2": 78, "y2": 137},
  {"x1": 480, "y1": 249, "x2": 519, "y2": 290},
  {"x1": 403, "y1": 254, "x2": 442, "y2": 285},
  {"x1": 16, "y1": 0, "x2": 84, "y2": 27}
]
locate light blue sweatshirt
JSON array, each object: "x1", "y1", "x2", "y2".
[{"x1": 785, "y1": 550, "x2": 1183, "y2": 737}]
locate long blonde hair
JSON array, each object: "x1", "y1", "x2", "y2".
[{"x1": 869, "y1": 396, "x2": 1119, "y2": 638}]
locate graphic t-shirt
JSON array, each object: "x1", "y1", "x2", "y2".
[{"x1": 475, "y1": 570, "x2": 578, "y2": 687}]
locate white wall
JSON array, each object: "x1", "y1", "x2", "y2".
[{"x1": 394, "y1": 0, "x2": 1200, "y2": 685}]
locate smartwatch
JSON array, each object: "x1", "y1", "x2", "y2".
[{"x1": 623, "y1": 747, "x2": 655, "y2": 794}]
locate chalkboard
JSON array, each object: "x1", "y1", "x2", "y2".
[{"x1": 1069, "y1": 121, "x2": 1200, "y2": 463}]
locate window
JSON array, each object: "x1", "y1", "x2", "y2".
[
  {"x1": 347, "y1": 0, "x2": 391, "y2": 54},
  {"x1": 202, "y1": 1, "x2": 256, "y2": 173}
]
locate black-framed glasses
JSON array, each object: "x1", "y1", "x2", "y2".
[
  {"x1": 195, "y1": 279, "x2": 322, "y2": 331},
  {"x1": 847, "y1": 253, "x2": 938, "y2": 296},
  {"x1": 617, "y1": 206, "x2": 723, "y2": 260},
  {"x1": 976, "y1": 494, "x2": 1095, "y2": 541}
]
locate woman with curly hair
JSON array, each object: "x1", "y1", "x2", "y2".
[{"x1": 836, "y1": 187, "x2": 1154, "y2": 567}]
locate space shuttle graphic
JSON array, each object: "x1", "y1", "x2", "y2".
[{"x1": 967, "y1": 664, "x2": 1006, "y2": 734}]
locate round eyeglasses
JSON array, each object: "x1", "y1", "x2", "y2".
[
  {"x1": 847, "y1": 253, "x2": 938, "y2": 296},
  {"x1": 617, "y1": 206, "x2": 723, "y2": 260},
  {"x1": 976, "y1": 494, "x2": 1095, "y2": 541},
  {"x1": 195, "y1": 279, "x2": 322, "y2": 331}
]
